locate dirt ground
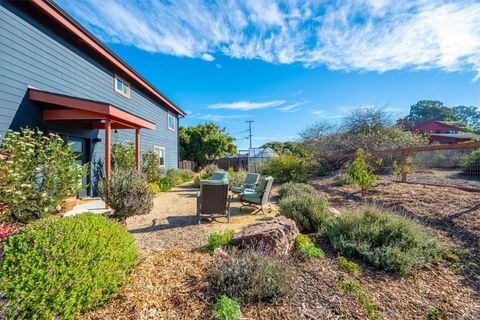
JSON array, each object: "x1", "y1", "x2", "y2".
[
  {"x1": 85, "y1": 180, "x2": 480, "y2": 320},
  {"x1": 125, "y1": 183, "x2": 278, "y2": 257}
]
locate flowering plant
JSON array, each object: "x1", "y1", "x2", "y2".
[{"x1": 0, "y1": 128, "x2": 88, "y2": 223}]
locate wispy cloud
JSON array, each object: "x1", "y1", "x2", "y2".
[
  {"x1": 208, "y1": 100, "x2": 286, "y2": 111},
  {"x1": 58, "y1": 0, "x2": 480, "y2": 77},
  {"x1": 277, "y1": 101, "x2": 308, "y2": 112},
  {"x1": 187, "y1": 112, "x2": 246, "y2": 123}
]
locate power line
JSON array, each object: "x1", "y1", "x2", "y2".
[{"x1": 246, "y1": 120, "x2": 254, "y2": 149}]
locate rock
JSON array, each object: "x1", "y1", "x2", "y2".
[
  {"x1": 231, "y1": 216, "x2": 299, "y2": 256},
  {"x1": 328, "y1": 207, "x2": 341, "y2": 216}
]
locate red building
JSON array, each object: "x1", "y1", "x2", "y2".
[{"x1": 413, "y1": 118, "x2": 479, "y2": 144}]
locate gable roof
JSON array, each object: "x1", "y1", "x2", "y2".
[
  {"x1": 414, "y1": 118, "x2": 463, "y2": 131},
  {"x1": 17, "y1": 0, "x2": 186, "y2": 116}
]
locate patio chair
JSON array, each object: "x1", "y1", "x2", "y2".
[
  {"x1": 231, "y1": 172, "x2": 260, "y2": 194},
  {"x1": 239, "y1": 176, "x2": 274, "y2": 214},
  {"x1": 201, "y1": 171, "x2": 228, "y2": 186},
  {"x1": 197, "y1": 183, "x2": 231, "y2": 223}
]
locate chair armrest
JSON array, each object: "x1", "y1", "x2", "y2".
[{"x1": 196, "y1": 192, "x2": 201, "y2": 215}]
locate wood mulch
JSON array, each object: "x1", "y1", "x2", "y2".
[{"x1": 83, "y1": 180, "x2": 480, "y2": 319}]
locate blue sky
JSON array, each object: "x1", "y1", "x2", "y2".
[{"x1": 56, "y1": 0, "x2": 480, "y2": 149}]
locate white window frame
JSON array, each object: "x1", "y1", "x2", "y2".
[
  {"x1": 113, "y1": 74, "x2": 131, "y2": 99},
  {"x1": 167, "y1": 111, "x2": 176, "y2": 131},
  {"x1": 154, "y1": 145, "x2": 166, "y2": 167}
]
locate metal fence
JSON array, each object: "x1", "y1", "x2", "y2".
[
  {"x1": 207, "y1": 147, "x2": 278, "y2": 173},
  {"x1": 372, "y1": 141, "x2": 480, "y2": 191}
]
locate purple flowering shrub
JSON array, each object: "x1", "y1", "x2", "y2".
[{"x1": 0, "y1": 213, "x2": 137, "y2": 319}]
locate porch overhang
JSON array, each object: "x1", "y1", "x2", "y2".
[{"x1": 29, "y1": 88, "x2": 156, "y2": 130}]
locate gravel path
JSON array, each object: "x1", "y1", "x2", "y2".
[{"x1": 126, "y1": 183, "x2": 278, "y2": 257}]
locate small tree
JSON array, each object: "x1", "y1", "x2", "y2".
[
  {"x1": 345, "y1": 148, "x2": 378, "y2": 196},
  {"x1": 111, "y1": 140, "x2": 135, "y2": 170},
  {"x1": 0, "y1": 128, "x2": 88, "y2": 223},
  {"x1": 142, "y1": 148, "x2": 163, "y2": 183}
]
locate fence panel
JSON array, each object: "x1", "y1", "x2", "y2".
[{"x1": 371, "y1": 142, "x2": 480, "y2": 190}]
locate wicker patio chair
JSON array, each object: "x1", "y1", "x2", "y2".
[
  {"x1": 239, "y1": 176, "x2": 274, "y2": 214},
  {"x1": 197, "y1": 183, "x2": 231, "y2": 223}
]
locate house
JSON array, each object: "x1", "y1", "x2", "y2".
[
  {"x1": 413, "y1": 118, "x2": 479, "y2": 144},
  {"x1": 0, "y1": 0, "x2": 186, "y2": 197}
]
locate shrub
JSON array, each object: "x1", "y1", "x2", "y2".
[
  {"x1": 278, "y1": 193, "x2": 330, "y2": 233},
  {"x1": 338, "y1": 256, "x2": 361, "y2": 274},
  {"x1": 210, "y1": 249, "x2": 291, "y2": 303},
  {"x1": 166, "y1": 169, "x2": 195, "y2": 185},
  {"x1": 426, "y1": 307, "x2": 442, "y2": 320},
  {"x1": 157, "y1": 176, "x2": 174, "y2": 192},
  {"x1": 97, "y1": 169, "x2": 154, "y2": 221},
  {"x1": 111, "y1": 140, "x2": 136, "y2": 170},
  {"x1": 213, "y1": 295, "x2": 241, "y2": 320},
  {"x1": 263, "y1": 154, "x2": 309, "y2": 183},
  {"x1": 227, "y1": 167, "x2": 247, "y2": 187},
  {"x1": 194, "y1": 169, "x2": 214, "y2": 187},
  {"x1": 295, "y1": 234, "x2": 324, "y2": 258},
  {"x1": 148, "y1": 182, "x2": 161, "y2": 195},
  {"x1": 0, "y1": 128, "x2": 88, "y2": 223},
  {"x1": 324, "y1": 206, "x2": 444, "y2": 275},
  {"x1": 278, "y1": 182, "x2": 316, "y2": 199},
  {"x1": 0, "y1": 213, "x2": 137, "y2": 319},
  {"x1": 142, "y1": 148, "x2": 164, "y2": 183},
  {"x1": 337, "y1": 276, "x2": 380, "y2": 320},
  {"x1": 345, "y1": 148, "x2": 378, "y2": 196},
  {"x1": 0, "y1": 222, "x2": 18, "y2": 240},
  {"x1": 206, "y1": 230, "x2": 234, "y2": 253},
  {"x1": 460, "y1": 149, "x2": 480, "y2": 174}
]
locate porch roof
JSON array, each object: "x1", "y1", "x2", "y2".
[{"x1": 29, "y1": 88, "x2": 156, "y2": 130}]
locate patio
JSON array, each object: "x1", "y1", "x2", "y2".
[{"x1": 125, "y1": 183, "x2": 278, "y2": 257}]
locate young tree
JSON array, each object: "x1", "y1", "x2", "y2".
[
  {"x1": 180, "y1": 123, "x2": 237, "y2": 167},
  {"x1": 345, "y1": 148, "x2": 378, "y2": 196}
]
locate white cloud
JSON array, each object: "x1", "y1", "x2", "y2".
[
  {"x1": 187, "y1": 112, "x2": 246, "y2": 122},
  {"x1": 208, "y1": 100, "x2": 286, "y2": 111},
  {"x1": 311, "y1": 110, "x2": 324, "y2": 117},
  {"x1": 58, "y1": 0, "x2": 480, "y2": 77},
  {"x1": 277, "y1": 101, "x2": 308, "y2": 112}
]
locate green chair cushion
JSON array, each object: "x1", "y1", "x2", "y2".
[
  {"x1": 211, "y1": 171, "x2": 228, "y2": 182},
  {"x1": 240, "y1": 190, "x2": 262, "y2": 204},
  {"x1": 231, "y1": 185, "x2": 244, "y2": 193}
]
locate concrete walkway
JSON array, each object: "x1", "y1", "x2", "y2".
[{"x1": 63, "y1": 198, "x2": 110, "y2": 217}]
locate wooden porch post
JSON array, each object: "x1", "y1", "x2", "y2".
[
  {"x1": 105, "y1": 119, "x2": 111, "y2": 179},
  {"x1": 135, "y1": 128, "x2": 140, "y2": 172}
]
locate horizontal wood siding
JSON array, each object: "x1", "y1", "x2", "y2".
[{"x1": 0, "y1": 3, "x2": 179, "y2": 173}]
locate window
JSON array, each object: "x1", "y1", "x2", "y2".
[
  {"x1": 168, "y1": 112, "x2": 176, "y2": 131},
  {"x1": 113, "y1": 74, "x2": 131, "y2": 98},
  {"x1": 154, "y1": 146, "x2": 166, "y2": 167}
]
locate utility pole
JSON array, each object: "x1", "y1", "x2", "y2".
[{"x1": 246, "y1": 120, "x2": 254, "y2": 149}]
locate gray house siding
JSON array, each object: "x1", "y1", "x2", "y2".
[{"x1": 0, "y1": 2, "x2": 179, "y2": 195}]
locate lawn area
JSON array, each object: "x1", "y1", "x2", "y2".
[{"x1": 83, "y1": 180, "x2": 480, "y2": 320}]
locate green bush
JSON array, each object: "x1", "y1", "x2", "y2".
[
  {"x1": 142, "y1": 148, "x2": 164, "y2": 183},
  {"x1": 278, "y1": 182, "x2": 316, "y2": 199},
  {"x1": 460, "y1": 149, "x2": 480, "y2": 174},
  {"x1": 345, "y1": 148, "x2": 378, "y2": 196},
  {"x1": 263, "y1": 154, "x2": 309, "y2": 183},
  {"x1": 295, "y1": 234, "x2": 324, "y2": 258},
  {"x1": 338, "y1": 256, "x2": 361, "y2": 274},
  {"x1": 157, "y1": 176, "x2": 174, "y2": 192},
  {"x1": 111, "y1": 140, "x2": 136, "y2": 170},
  {"x1": 206, "y1": 230, "x2": 234, "y2": 253},
  {"x1": 0, "y1": 128, "x2": 88, "y2": 223},
  {"x1": 97, "y1": 169, "x2": 154, "y2": 221},
  {"x1": 278, "y1": 193, "x2": 330, "y2": 233},
  {"x1": 426, "y1": 307, "x2": 442, "y2": 320},
  {"x1": 210, "y1": 249, "x2": 291, "y2": 303},
  {"x1": 324, "y1": 206, "x2": 444, "y2": 275},
  {"x1": 0, "y1": 213, "x2": 137, "y2": 319},
  {"x1": 213, "y1": 295, "x2": 241, "y2": 320}
]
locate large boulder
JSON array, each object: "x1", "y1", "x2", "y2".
[{"x1": 231, "y1": 216, "x2": 299, "y2": 256}]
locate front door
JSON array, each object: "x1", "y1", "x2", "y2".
[{"x1": 67, "y1": 137, "x2": 89, "y2": 198}]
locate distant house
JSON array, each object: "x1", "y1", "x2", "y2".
[
  {"x1": 0, "y1": 0, "x2": 186, "y2": 197},
  {"x1": 413, "y1": 118, "x2": 479, "y2": 144}
]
